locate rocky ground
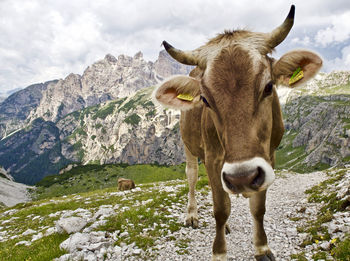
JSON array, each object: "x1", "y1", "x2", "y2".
[
  {"x1": 1, "y1": 169, "x2": 349, "y2": 260},
  {"x1": 0, "y1": 177, "x2": 32, "y2": 207},
  {"x1": 153, "y1": 171, "x2": 328, "y2": 261}
]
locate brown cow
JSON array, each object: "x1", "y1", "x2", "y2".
[
  {"x1": 117, "y1": 178, "x2": 135, "y2": 191},
  {"x1": 154, "y1": 5, "x2": 322, "y2": 261}
]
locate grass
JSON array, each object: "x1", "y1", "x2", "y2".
[
  {"x1": 124, "y1": 113, "x2": 141, "y2": 125},
  {"x1": 0, "y1": 162, "x2": 210, "y2": 260},
  {"x1": 291, "y1": 168, "x2": 350, "y2": 259},
  {"x1": 0, "y1": 233, "x2": 69, "y2": 261},
  {"x1": 33, "y1": 163, "x2": 189, "y2": 200}
]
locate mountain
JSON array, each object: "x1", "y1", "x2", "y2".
[
  {"x1": 0, "y1": 51, "x2": 191, "y2": 184},
  {"x1": 0, "y1": 81, "x2": 58, "y2": 139},
  {"x1": 0, "y1": 51, "x2": 192, "y2": 140},
  {"x1": 0, "y1": 48, "x2": 349, "y2": 185},
  {"x1": 276, "y1": 71, "x2": 350, "y2": 172}
]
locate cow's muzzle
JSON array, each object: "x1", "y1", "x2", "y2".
[{"x1": 221, "y1": 157, "x2": 275, "y2": 194}]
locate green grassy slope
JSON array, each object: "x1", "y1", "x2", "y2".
[{"x1": 33, "y1": 163, "x2": 207, "y2": 200}]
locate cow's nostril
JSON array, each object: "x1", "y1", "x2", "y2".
[{"x1": 251, "y1": 167, "x2": 265, "y2": 189}]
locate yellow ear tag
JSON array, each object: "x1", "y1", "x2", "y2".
[
  {"x1": 289, "y1": 67, "x2": 304, "y2": 85},
  {"x1": 177, "y1": 93, "x2": 194, "y2": 101}
]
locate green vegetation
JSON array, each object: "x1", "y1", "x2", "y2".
[
  {"x1": 92, "y1": 102, "x2": 116, "y2": 120},
  {"x1": 118, "y1": 86, "x2": 155, "y2": 113},
  {"x1": 291, "y1": 168, "x2": 350, "y2": 260},
  {"x1": 146, "y1": 109, "x2": 156, "y2": 118},
  {"x1": 124, "y1": 113, "x2": 141, "y2": 125},
  {"x1": 0, "y1": 162, "x2": 209, "y2": 260},
  {"x1": 34, "y1": 163, "x2": 187, "y2": 200},
  {"x1": 0, "y1": 233, "x2": 69, "y2": 261},
  {"x1": 332, "y1": 237, "x2": 350, "y2": 260}
]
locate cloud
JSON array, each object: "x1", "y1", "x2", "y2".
[
  {"x1": 315, "y1": 11, "x2": 350, "y2": 47},
  {"x1": 0, "y1": 0, "x2": 350, "y2": 93},
  {"x1": 324, "y1": 45, "x2": 350, "y2": 72}
]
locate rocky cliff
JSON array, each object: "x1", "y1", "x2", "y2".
[
  {"x1": 0, "y1": 80, "x2": 58, "y2": 139},
  {"x1": 0, "y1": 56, "x2": 349, "y2": 184},
  {"x1": 0, "y1": 51, "x2": 192, "y2": 140},
  {"x1": 276, "y1": 72, "x2": 350, "y2": 172}
]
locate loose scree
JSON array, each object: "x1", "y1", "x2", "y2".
[{"x1": 154, "y1": 5, "x2": 322, "y2": 261}]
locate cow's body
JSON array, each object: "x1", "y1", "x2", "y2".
[
  {"x1": 154, "y1": 5, "x2": 322, "y2": 261},
  {"x1": 117, "y1": 178, "x2": 135, "y2": 191}
]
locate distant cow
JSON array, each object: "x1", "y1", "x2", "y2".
[
  {"x1": 117, "y1": 178, "x2": 135, "y2": 191},
  {"x1": 154, "y1": 5, "x2": 322, "y2": 261}
]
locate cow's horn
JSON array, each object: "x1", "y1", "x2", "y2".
[
  {"x1": 267, "y1": 5, "x2": 295, "y2": 48},
  {"x1": 162, "y1": 41, "x2": 198, "y2": 66}
]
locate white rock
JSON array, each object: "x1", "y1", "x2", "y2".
[
  {"x1": 45, "y1": 227, "x2": 58, "y2": 236},
  {"x1": 87, "y1": 242, "x2": 109, "y2": 251},
  {"x1": 120, "y1": 231, "x2": 129, "y2": 238},
  {"x1": 15, "y1": 240, "x2": 31, "y2": 246},
  {"x1": 56, "y1": 217, "x2": 87, "y2": 234},
  {"x1": 22, "y1": 229, "x2": 37, "y2": 236},
  {"x1": 100, "y1": 247, "x2": 107, "y2": 256},
  {"x1": 320, "y1": 241, "x2": 331, "y2": 250},
  {"x1": 114, "y1": 245, "x2": 122, "y2": 255},
  {"x1": 133, "y1": 248, "x2": 142, "y2": 255},
  {"x1": 32, "y1": 232, "x2": 43, "y2": 241},
  {"x1": 85, "y1": 253, "x2": 97, "y2": 261},
  {"x1": 93, "y1": 207, "x2": 115, "y2": 220},
  {"x1": 60, "y1": 232, "x2": 90, "y2": 252}
]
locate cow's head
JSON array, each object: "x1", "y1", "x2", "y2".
[{"x1": 154, "y1": 5, "x2": 322, "y2": 195}]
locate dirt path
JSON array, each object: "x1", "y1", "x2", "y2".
[{"x1": 154, "y1": 171, "x2": 326, "y2": 260}]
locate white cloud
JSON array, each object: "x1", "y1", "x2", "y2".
[
  {"x1": 315, "y1": 11, "x2": 350, "y2": 47},
  {"x1": 324, "y1": 45, "x2": 350, "y2": 72},
  {"x1": 0, "y1": 0, "x2": 350, "y2": 92}
]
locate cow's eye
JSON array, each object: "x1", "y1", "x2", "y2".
[
  {"x1": 264, "y1": 81, "x2": 274, "y2": 96},
  {"x1": 200, "y1": 95, "x2": 210, "y2": 108}
]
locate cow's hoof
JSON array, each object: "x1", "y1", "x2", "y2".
[
  {"x1": 254, "y1": 251, "x2": 276, "y2": 261},
  {"x1": 185, "y1": 216, "x2": 199, "y2": 228},
  {"x1": 225, "y1": 224, "x2": 231, "y2": 234}
]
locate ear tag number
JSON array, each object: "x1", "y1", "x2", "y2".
[
  {"x1": 177, "y1": 93, "x2": 194, "y2": 101},
  {"x1": 289, "y1": 67, "x2": 304, "y2": 85}
]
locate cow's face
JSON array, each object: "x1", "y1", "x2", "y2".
[{"x1": 154, "y1": 7, "x2": 322, "y2": 195}]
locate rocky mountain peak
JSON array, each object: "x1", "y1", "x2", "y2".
[
  {"x1": 133, "y1": 51, "x2": 143, "y2": 60},
  {"x1": 104, "y1": 54, "x2": 117, "y2": 63},
  {"x1": 154, "y1": 50, "x2": 193, "y2": 79}
]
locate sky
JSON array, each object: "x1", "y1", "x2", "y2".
[{"x1": 1, "y1": 0, "x2": 350, "y2": 93}]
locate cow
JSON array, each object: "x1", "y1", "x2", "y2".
[
  {"x1": 117, "y1": 178, "x2": 136, "y2": 191},
  {"x1": 154, "y1": 5, "x2": 322, "y2": 261}
]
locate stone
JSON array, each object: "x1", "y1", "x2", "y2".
[
  {"x1": 320, "y1": 241, "x2": 331, "y2": 250},
  {"x1": 45, "y1": 227, "x2": 58, "y2": 236},
  {"x1": 133, "y1": 248, "x2": 142, "y2": 255},
  {"x1": 32, "y1": 232, "x2": 43, "y2": 241},
  {"x1": 15, "y1": 240, "x2": 31, "y2": 246},
  {"x1": 120, "y1": 231, "x2": 129, "y2": 238},
  {"x1": 56, "y1": 217, "x2": 87, "y2": 234},
  {"x1": 93, "y1": 207, "x2": 115, "y2": 220},
  {"x1": 22, "y1": 229, "x2": 37, "y2": 236},
  {"x1": 59, "y1": 232, "x2": 90, "y2": 252}
]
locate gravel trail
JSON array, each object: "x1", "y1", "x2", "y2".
[{"x1": 154, "y1": 171, "x2": 327, "y2": 261}]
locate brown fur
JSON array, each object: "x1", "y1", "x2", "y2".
[
  {"x1": 155, "y1": 7, "x2": 322, "y2": 260},
  {"x1": 117, "y1": 178, "x2": 135, "y2": 191}
]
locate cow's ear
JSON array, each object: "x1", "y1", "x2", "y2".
[
  {"x1": 153, "y1": 75, "x2": 201, "y2": 110},
  {"x1": 273, "y1": 50, "x2": 322, "y2": 87}
]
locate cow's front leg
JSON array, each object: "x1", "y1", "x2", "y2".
[
  {"x1": 184, "y1": 147, "x2": 199, "y2": 228},
  {"x1": 249, "y1": 190, "x2": 275, "y2": 261},
  {"x1": 207, "y1": 161, "x2": 231, "y2": 261}
]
